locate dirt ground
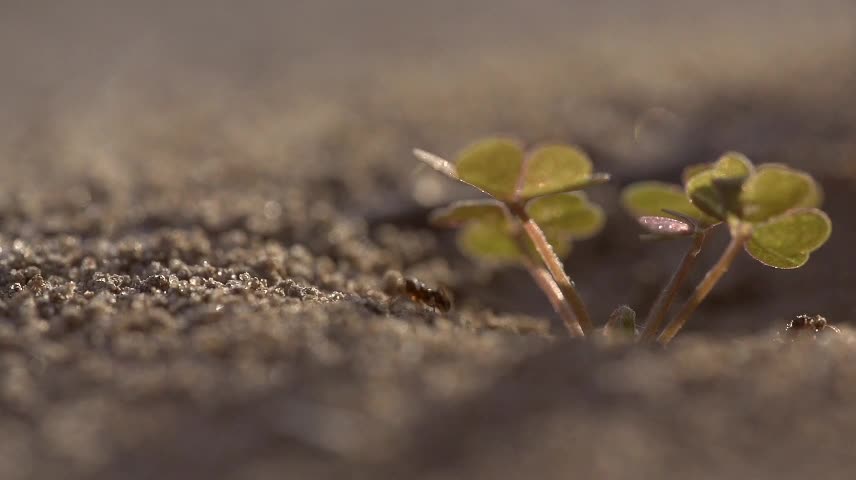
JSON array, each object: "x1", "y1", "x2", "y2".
[{"x1": 2, "y1": 1, "x2": 856, "y2": 479}]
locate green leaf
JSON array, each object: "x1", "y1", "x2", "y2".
[
  {"x1": 518, "y1": 145, "x2": 605, "y2": 199},
  {"x1": 456, "y1": 222, "x2": 575, "y2": 262},
  {"x1": 716, "y1": 177, "x2": 750, "y2": 217},
  {"x1": 685, "y1": 152, "x2": 755, "y2": 220},
  {"x1": 458, "y1": 221, "x2": 522, "y2": 262},
  {"x1": 686, "y1": 173, "x2": 727, "y2": 219},
  {"x1": 682, "y1": 163, "x2": 711, "y2": 184},
  {"x1": 745, "y1": 209, "x2": 831, "y2": 269},
  {"x1": 429, "y1": 200, "x2": 508, "y2": 227},
  {"x1": 456, "y1": 217, "x2": 574, "y2": 263},
  {"x1": 712, "y1": 151, "x2": 755, "y2": 178},
  {"x1": 740, "y1": 165, "x2": 823, "y2": 223},
  {"x1": 525, "y1": 193, "x2": 606, "y2": 239},
  {"x1": 455, "y1": 138, "x2": 524, "y2": 201},
  {"x1": 621, "y1": 181, "x2": 716, "y2": 226}
]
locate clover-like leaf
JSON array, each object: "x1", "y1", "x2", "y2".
[
  {"x1": 526, "y1": 192, "x2": 606, "y2": 239},
  {"x1": 454, "y1": 138, "x2": 524, "y2": 201},
  {"x1": 458, "y1": 221, "x2": 523, "y2": 262},
  {"x1": 621, "y1": 181, "x2": 716, "y2": 227},
  {"x1": 685, "y1": 152, "x2": 755, "y2": 220},
  {"x1": 455, "y1": 217, "x2": 573, "y2": 262},
  {"x1": 436, "y1": 195, "x2": 595, "y2": 263},
  {"x1": 740, "y1": 165, "x2": 823, "y2": 223},
  {"x1": 517, "y1": 145, "x2": 608, "y2": 199},
  {"x1": 429, "y1": 200, "x2": 508, "y2": 228},
  {"x1": 418, "y1": 140, "x2": 607, "y2": 264},
  {"x1": 413, "y1": 139, "x2": 524, "y2": 201},
  {"x1": 686, "y1": 176, "x2": 727, "y2": 219},
  {"x1": 415, "y1": 139, "x2": 609, "y2": 203},
  {"x1": 745, "y1": 208, "x2": 831, "y2": 269},
  {"x1": 710, "y1": 152, "x2": 755, "y2": 178},
  {"x1": 428, "y1": 199, "x2": 521, "y2": 262},
  {"x1": 681, "y1": 163, "x2": 711, "y2": 184}
]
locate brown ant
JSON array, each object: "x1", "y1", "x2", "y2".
[
  {"x1": 383, "y1": 270, "x2": 453, "y2": 313},
  {"x1": 782, "y1": 314, "x2": 840, "y2": 342}
]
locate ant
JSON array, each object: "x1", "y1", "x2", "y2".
[
  {"x1": 383, "y1": 270, "x2": 453, "y2": 314},
  {"x1": 782, "y1": 314, "x2": 840, "y2": 342}
]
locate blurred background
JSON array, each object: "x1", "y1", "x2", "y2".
[
  {"x1": 3, "y1": 0, "x2": 856, "y2": 185},
  {"x1": 2, "y1": 2, "x2": 856, "y2": 478}
]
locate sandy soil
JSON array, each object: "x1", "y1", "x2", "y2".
[{"x1": 2, "y1": 1, "x2": 856, "y2": 478}]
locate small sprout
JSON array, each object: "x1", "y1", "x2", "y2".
[
  {"x1": 662, "y1": 154, "x2": 830, "y2": 344},
  {"x1": 601, "y1": 305, "x2": 638, "y2": 344},
  {"x1": 416, "y1": 138, "x2": 608, "y2": 335},
  {"x1": 622, "y1": 152, "x2": 832, "y2": 344}
]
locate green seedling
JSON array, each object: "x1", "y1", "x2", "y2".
[
  {"x1": 414, "y1": 138, "x2": 608, "y2": 336},
  {"x1": 415, "y1": 138, "x2": 832, "y2": 345},
  {"x1": 623, "y1": 152, "x2": 832, "y2": 345}
]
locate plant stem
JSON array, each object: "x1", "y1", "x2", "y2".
[
  {"x1": 657, "y1": 228, "x2": 749, "y2": 345},
  {"x1": 524, "y1": 260, "x2": 585, "y2": 337},
  {"x1": 639, "y1": 230, "x2": 709, "y2": 342},
  {"x1": 511, "y1": 229, "x2": 584, "y2": 337},
  {"x1": 510, "y1": 203, "x2": 594, "y2": 335}
]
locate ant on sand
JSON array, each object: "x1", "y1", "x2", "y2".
[
  {"x1": 383, "y1": 270, "x2": 452, "y2": 314},
  {"x1": 782, "y1": 314, "x2": 840, "y2": 342}
]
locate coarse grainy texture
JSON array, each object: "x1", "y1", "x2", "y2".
[{"x1": 2, "y1": 1, "x2": 856, "y2": 479}]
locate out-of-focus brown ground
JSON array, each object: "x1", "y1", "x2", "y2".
[{"x1": 1, "y1": 1, "x2": 856, "y2": 479}]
